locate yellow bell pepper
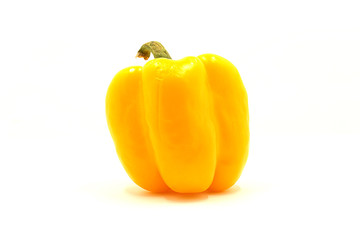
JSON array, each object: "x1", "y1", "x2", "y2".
[{"x1": 106, "y1": 41, "x2": 249, "y2": 193}]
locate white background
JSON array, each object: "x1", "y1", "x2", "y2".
[{"x1": 1, "y1": 0, "x2": 359, "y2": 239}]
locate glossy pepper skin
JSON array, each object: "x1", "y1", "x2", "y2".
[{"x1": 106, "y1": 43, "x2": 249, "y2": 193}]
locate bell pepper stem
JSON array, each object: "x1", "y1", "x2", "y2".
[{"x1": 136, "y1": 41, "x2": 172, "y2": 60}]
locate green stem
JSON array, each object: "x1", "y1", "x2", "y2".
[{"x1": 136, "y1": 41, "x2": 172, "y2": 60}]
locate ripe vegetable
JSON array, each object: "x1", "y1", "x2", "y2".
[{"x1": 106, "y1": 41, "x2": 249, "y2": 193}]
